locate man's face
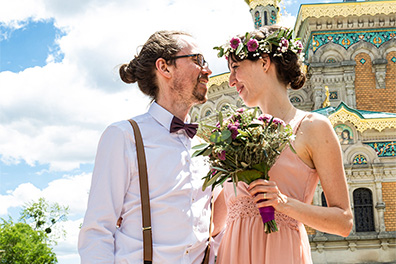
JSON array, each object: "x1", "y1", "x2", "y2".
[{"x1": 170, "y1": 35, "x2": 212, "y2": 107}]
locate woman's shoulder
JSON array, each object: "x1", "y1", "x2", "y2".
[{"x1": 295, "y1": 111, "x2": 336, "y2": 142}]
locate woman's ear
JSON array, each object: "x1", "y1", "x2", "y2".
[
  {"x1": 260, "y1": 54, "x2": 271, "y2": 73},
  {"x1": 155, "y1": 58, "x2": 172, "y2": 79}
]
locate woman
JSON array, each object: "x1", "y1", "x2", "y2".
[{"x1": 212, "y1": 25, "x2": 353, "y2": 263}]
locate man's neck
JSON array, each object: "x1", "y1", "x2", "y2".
[{"x1": 155, "y1": 100, "x2": 192, "y2": 122}]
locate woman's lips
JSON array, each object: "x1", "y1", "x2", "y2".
[{"x1": 236, "y1": 85, "x2": 244, "y2": 94}]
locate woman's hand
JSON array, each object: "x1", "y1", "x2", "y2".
[{"x1": 247, "y1": 179, "x2": 288, "y2": 211}]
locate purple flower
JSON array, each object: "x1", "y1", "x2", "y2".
[
  {"x1": 273, "y1": 118, "x2": 286, "y2": 126},
  {"x1": 258, "y1": 114, "x2": 271, "y2": 123},
  {"x1": 228, "y1": 124, "x2": 239, "y2": 140},
  {"x1": 247, "y1": 38, "x2": 259, "y2": 52},
  {"x1": 230, "y1": 37, "x2": 241, "y2": 50},
  {"x1": 218, "y1": 150, "x2": 226, "y2": 161},
  {"x1": 237, "y1": 108, "x2": 244, "y2": 113}
]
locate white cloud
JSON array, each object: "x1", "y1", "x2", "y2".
[
  {"x1": 0, "y1": 0, "x2": 253, "y2": 171},
  {"x1": 0, "y1": 172, "x2": 91, "y2": 217}
]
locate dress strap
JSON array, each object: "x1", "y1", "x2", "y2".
[{"x1": 293, "y1": 113, "x2": 309, "y2": 134}]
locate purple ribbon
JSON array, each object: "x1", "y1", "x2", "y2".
[{"x1": 259, "y1": 206, "x2": 275, "y2": 223}]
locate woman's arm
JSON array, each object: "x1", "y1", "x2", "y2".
[
  {"x1": 212, "y1": 189, "x2": 227, "y2": 237},
  {"x1": 248, "y1": 113, "x2": 353, "y2": 237}
]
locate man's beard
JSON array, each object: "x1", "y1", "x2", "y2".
[{"x1": 192, "y1": 82, "x2": 207, "y2": 104}]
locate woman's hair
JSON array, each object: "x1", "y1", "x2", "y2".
[
  {"x1": 119, "y1": 30, "x2": 192, "y2": 100},
  {"x1": 229, "y1": 25, "x2": 306, "y2": 90}
]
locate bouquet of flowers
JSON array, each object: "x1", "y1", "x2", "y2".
[{"x1": 193, "y1": 106, "x2": 296, "y2": 233}]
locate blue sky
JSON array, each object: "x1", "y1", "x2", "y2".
[{"x1": 0, "y1": 0, "x2": 342, "y2": 262}]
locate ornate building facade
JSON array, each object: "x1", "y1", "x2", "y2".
[{"x1": 191, "y1": 0, "x2": 396, "y2": 263}]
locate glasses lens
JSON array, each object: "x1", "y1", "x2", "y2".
[{"x1": 197, "y1": 54, "x2": 207, "y2": 68}]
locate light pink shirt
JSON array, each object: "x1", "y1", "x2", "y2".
[{"x1": 78, "y1": 102, "x2": 211, "y2": 263}]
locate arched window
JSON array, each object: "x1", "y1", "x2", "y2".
[
  {"x1": 204, "y1": 109, "x2": 212, "y2": 117},
  {"x1": 220, "y1": 104, "x2": 230, "y2": 112},
  {"x1": 353, "y1": 188, "x2": 375, "y2": 232},
  {"x1": 254, "y1": 11, "x2": 262, "y2": 28},
  {"x1": 290, "y1": 96, "x2": 301, "y2": 103},
  {"x1": 353, "y1": 154, "x2": 368, "y2": 165},
  {"x1": 264, "y1": 11, "x2": 268, "y2": 25},
  {"x1": 326, "y1": 58, "x2": 336, "y2": 63}
]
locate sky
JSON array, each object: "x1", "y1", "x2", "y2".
[{"x1": 0, "y1": 0, "x2": 342, "y2": 262}]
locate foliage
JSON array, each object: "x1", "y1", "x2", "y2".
[
  {"x1": 193, "y1": 106, "x2": 295, "y2": 193},
  {"x1": 0, "y1": 198, "x2": 69, "y2": 263},
  {"x1": 0, "y1": 219, "x2": 57, "y2": 264},
  {"x1": 20, "y1": 197, "x2": 69, "y2": 244}
]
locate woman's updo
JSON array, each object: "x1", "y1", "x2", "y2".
[
  {"x1": 119, "y1": 30, "x2": 192, "y2": 99},
  {"x1": 229, "y1": 25, "x2": 306, "y2": 90}
]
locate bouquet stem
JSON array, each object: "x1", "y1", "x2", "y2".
[{"x1": 258, "y1": 205, "x2": 278, "y2": 233}]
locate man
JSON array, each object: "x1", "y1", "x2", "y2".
[{"x1": 78, "y1": 30, "x2": 213, "y2": 263}]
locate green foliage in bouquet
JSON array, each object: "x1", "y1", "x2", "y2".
[{"x1": 192, "y1": 106, "x2": 296, "y2": 194}]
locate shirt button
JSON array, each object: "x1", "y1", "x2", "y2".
[{"x1": 186, "y1": 250, "x2": 189, "y2": 254}]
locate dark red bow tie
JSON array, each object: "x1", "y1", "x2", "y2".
[{"x1": 170, "y1": 116, "x2": 198, "y2": 138}]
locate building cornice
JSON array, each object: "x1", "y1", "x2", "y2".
[
  {"x1": 208, "y1": 72, "x2": 230, "y2": 88},
  {"x1": 295, "y1": 1, "x2": 396, "y2": 36},
  {"x1": 328, "y1": 105, "x2": 396, "y2": 133}
]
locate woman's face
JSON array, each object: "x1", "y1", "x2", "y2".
[{"x1": 228, "y1": 58, "x2": 265, "y2": 107}]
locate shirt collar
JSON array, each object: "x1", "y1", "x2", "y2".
[{"x1": 148, "y1": 102, "x2": 193, "y2": 132}]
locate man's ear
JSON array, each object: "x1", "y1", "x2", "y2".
[
  {"x1": 260, "y1": 54, "x2": 271, "y2": 73},
  {"x1": 156, "y1": 58, "x2": 172, "y2": 79}
]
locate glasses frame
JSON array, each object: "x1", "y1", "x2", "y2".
[{"x1": 168, "y1": 53, "x2": 208, "y2": 68}]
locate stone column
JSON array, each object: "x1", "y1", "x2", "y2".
[
  {"x1": 373, "y1": 165, "x2": 386, "y2": 233},
  {"x1": 310, "y1": 66, "x2": 324, "y2": 110},
  {"x1": 343, "y1": 64, "x2": 356, "y2": 108}
]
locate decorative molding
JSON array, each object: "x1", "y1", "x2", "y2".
[
  {"x1": 365, "y1": 142, "x2": 396, "y2": 157},
  {"x1": 208, "y1": 73, "x2": 230, "y2": 88},
  {"x1": 245, "y1": 0, "x2": 280, "y2": 10},
  {"x1": 328, "y1": 107, "x2": 396, "y2": 133},
  {"x1": 306, "y1": 29, "x2": 396, "y2": 60},
  {"x1": 295, "y1": 1, "x2": 396, "y2": 36}
]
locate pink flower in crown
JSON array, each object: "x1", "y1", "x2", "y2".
[
  {"x1": 247, "y1": 38, "x2": 259, "y2": 52},
  {"x1": 295, "y1": 40, "x2": 303, "y2": 54},
  {"x1": 279, "y1": 37, "x2": 289, "y2": 53},
  {"x1": 230, "y1": 37, "x2": 242, "y2": 50}
]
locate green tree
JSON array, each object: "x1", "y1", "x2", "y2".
[
  {"x1": 0, "y1": 219, "x2": 57, "y2": 264},
  {"x1": 0, "y1": 198, "x2": 69, "y2": 263}
]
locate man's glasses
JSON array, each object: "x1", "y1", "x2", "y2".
[{"x1": 169, "y1": 53, "x2": 208, "y2": 68}]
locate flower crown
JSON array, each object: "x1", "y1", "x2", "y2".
[{"x1": 214, "y1": 27, "x2": 304, "y2": 61}]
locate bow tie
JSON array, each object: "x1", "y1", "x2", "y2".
[{"x1": 170, "y1": 116, "x2": 198, "y2": 138}]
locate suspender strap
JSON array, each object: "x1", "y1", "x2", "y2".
[
  {"x1": 128, "y1": 119, "x2": 153, "y2": 263},
  {"x1": 201, "y1": 194, "x2": 214, "y2": 264}
]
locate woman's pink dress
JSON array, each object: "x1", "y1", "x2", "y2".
[{"x1": 216, "y1": 115, "x2": 319, "y2": 264}]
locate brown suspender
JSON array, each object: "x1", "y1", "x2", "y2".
[
  {"x1": 127, "y1": 119, "x2": 213, "y2": 264},
  {"x1": 128, "y1": 119, "x2": 153, "y2": 264}
]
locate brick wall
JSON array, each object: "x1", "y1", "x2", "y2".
[
  {"x1": 383, "y1": 182, "x2": 396, "y2": 231},
  {"x1": 354, "y1": 52, "x2": 396, "y2": 113}
]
